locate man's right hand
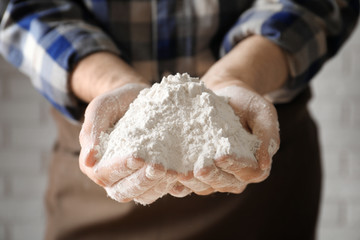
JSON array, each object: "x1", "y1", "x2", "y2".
[
  {"x1": 79, "y1": 82, "x2": 188, "y2": 205},
  {"x1": 71, "y1": 52, "x2": 189, "y2": 205}
]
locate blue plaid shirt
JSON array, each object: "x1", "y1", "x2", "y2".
[{"x1": 0, "y1": 0, "x2": 358, "y2": 121}]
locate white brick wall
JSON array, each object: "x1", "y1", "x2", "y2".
[
  {"x1": 0, "y1": 24, "x2": 359, "y2": 240},
  {"x1": 0, "y1": 61, "x2": 55, "y2": 240},
  {"x1": 309, "y1": 22, "x2": 360, "y2": 240}
]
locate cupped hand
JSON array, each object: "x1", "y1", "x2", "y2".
[
  {"x1": 78, "y1": 83, "x2": 178, "y2": 204},
  {"x1": 179, "y1": 83, "x2": 280, "y2": 195},
  {"x1": 72, "y1": 52, "x2": 192, "y2": 204},
  {"x1": 79, "y1": 83, "x2": 149, "y2": 170}
]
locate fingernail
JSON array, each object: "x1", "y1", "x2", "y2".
[
  {"x1": 84, "y1": 147, "x2": 97, "y2": 167},
  {"x1": 127, "y1": 157, "x2": 144, "y2": 170},
  {"x1": 268, "y1": 138, "x2": 279, "y2": 158},
  {"x1": 145, "y1": 165, "x2": 165, "y2": 179}
]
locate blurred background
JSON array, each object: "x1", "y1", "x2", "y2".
[{"x1": 0, "y1": 24, "x2": 359, "y2": 240}]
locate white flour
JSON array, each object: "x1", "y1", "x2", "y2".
[{"x1": 96, "y1": 73, "x2": 260, "y2": 173}]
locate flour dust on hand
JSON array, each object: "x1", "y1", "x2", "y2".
[{"x1": 95, "y1": 73, "x2": 260, "y2": 204}]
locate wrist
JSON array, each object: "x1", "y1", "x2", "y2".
[
  {"x1": 70, "y1": 52, "x2": 149, "y2": 102},
  {"x1": 203, "y1": 35, "x2": 288, "y2": 95}
]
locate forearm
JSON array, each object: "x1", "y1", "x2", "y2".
[
  {"x1": 203, "y1": 35, "x2": 288, "y2": 95},
  {"x1": 70, "y1": 52, "x2": 149, "y2": 102}
]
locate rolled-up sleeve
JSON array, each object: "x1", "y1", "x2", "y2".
[
  {"x1": 221, "y1": 0, "x2": 359, "y2": 103},
  {"x1": 0, "y1": 1, "x2": 120, "y2": 121}
]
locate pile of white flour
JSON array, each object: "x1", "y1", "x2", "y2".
[{"x1": 96, "y1": 73, "x2": 260, "y2": 173}]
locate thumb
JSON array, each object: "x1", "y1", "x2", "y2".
[
  {"x1": 79, "y1": 83, "x2": 148, "y2": 167},
  {"x1": 215, "y1": 85, "x2": 280, "y2": 170},
  {"x1": 247, "y1": 98, "x2": 280, "y2": 170}
]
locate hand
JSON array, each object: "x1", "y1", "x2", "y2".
[
  {"x1": 71, "y1": 52, "x2": 186, "y2": 204},
  {"x1": 78, "y1": 83, "x2": 191, "y2": 205},
  {"x1": 77, "y1": 83, "x2": 165, "y2": 204},
  {"x1": 179, "y1": 83, "x2": 280, "y2": 195},
  {"x1": 179, "y1": 35, "x2": 286, "y2": 195}
]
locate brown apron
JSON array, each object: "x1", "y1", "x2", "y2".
[{"x1": 45, "y1": 88, "x2": 321, "y2": 240}]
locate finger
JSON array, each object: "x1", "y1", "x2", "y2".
[
  {"x1": 169, "y1": 182, "x2": 192, "y2": 198},
  {"x1": 134, "y1": 191, "x2": 160, "y2": 205},
  {"x1": 178, "y1": 171, "x2": 214, "y2": 195},
  {"x1": 93, "y1": 156, "x2": 145, "y2": 186},
  {"x1": 134, "y1": 170, "x2": 178, "y2": 205},
  {"x1": 215, "y1": 86, "x2": 279, "y2": 171},
  {"x1": 80, "y1": 84, "x2": 148, "y2": 167},
  {"x1": 105, "y1": 186, "x2": 132, "y2": 203},
  {"x1": 79, "y1": 158, "x2": 107, "y2": 187},
  {"x1": 253, "y1": 127, "x2": 279, "y2": 171},
  {"x1": 268, "y1": 137, "x2": 280, "y2": 160},
  {"x1": 194, "y1": 165, "x2": 246, "y2": 194},
  {"x1": 153, "y1": 170, "x2": 178, "y2": 193},
  {"x1": 79, "y1": 145, "x2": 98, "y2": 172},
  {"x1": 246, "y1": 98, "x2": 280, "y2": 170},
  {"x1": 215, "y1": 156, "x2": 268, "y2": 183},
  {"x1": 107, "y1": 164, "x2": 166, "y2": 202},
  {"x1": 79, "y1": 95, "x2": 122, "y2": 167},
  {"x1": 251, "y1": 167, "x2": 271, "y2": 183}
]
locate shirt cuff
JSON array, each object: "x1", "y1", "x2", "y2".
[
  {"x1": 63, "y1": 28, "x2": 121, "y2": 123},
  {"x1": 220, "y1": 2, "x2": 329, "y2": 103}
]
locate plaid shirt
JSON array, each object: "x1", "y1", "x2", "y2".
[{"x1": 0, "y1": 0, "x2": 358, "y2": 122}]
